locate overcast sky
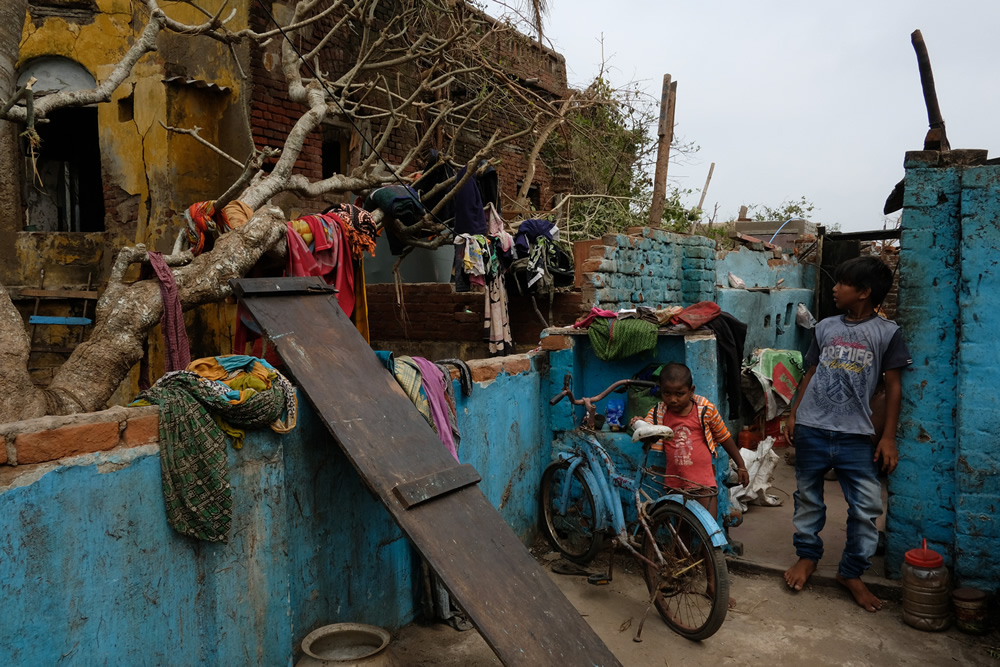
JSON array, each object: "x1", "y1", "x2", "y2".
[{"x1": 482, "y1": 1, "x2": 1000, "y2": 231}]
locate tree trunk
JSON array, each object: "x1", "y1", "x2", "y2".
[{"x1": 0, "y1": 0, "x2": 26, "y2": 235}]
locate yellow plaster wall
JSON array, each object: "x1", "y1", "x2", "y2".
[{"x1": 15, "y1": 1, "x2": 253, "y2": 396}]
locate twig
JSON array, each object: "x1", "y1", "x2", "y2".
[{"x1": 159, "y1": 122, "x2": 244, "y2": 167}]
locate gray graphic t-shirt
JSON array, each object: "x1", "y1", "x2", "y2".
[{"x1": 796, "y1": 314, "x2": 911, "y2": 436}]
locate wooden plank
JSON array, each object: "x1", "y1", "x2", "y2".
[
  {"x1": 234, "y1": 279, "x2": 620, "y2": 667},
  {"x1": 230, "y1": 276, "x2": 337, "y2": 300},
  {"x1": 392, "y1": 463, "x2": 482, "y2": 509},
  {"x1": 17, "y1": 288, "x2": 99, "y2": 300},
  {"x1": 28, "y1": 316, "x2": 92, "y2": 326}
]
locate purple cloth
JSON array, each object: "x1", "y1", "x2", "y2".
[
  {"x1": 148, "y1": 251, "x2": 191, "y2": 372},
  {"x1": 412, "y1": 356, "x2": 459, "y2": 462}
]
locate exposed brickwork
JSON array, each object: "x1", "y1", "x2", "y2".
[
  {"x1": 365, "y1": 283, "x2": 588, "y2": 352},
  {"x1": 1, "y1": 407, "x2": 160, "y2": 467},
  {"x1": 248, "y1": 1, "x2": 570, "y2": 215},
  {"x1": 580, "y1": 227, "x2": 717, "y2": 310},
  {"x1": 15, "y1": 421, "x2": 121, "y2": 465},
  {"x1": 123, "y1": 414, "x2": 160, "y2": 447}
]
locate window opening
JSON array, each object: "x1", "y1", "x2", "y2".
[{"x1": 24, "y1": 107, "x2": 105, "y2": 232}]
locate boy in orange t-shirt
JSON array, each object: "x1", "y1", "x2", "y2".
[{"x1": 631, "y1": 362, "x2": 749, "y2": 517}]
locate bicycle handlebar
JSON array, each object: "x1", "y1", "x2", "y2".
[{"x1": 550, "y1": 374, "x2": 658, "y2": 429}]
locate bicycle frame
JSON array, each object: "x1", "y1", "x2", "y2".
[{"x1": 552, "y1": 431, "x2": 728, "y2": 564}]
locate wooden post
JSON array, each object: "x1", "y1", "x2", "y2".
[
  {"x1": 648, "y1": 75, "x2": 677, "y2": 226},
  {"x1": 696, "y1": 162, "x2": 715, "y2": 213}
]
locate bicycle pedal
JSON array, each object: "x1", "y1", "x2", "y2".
[{"x1": 587, "y1": 573, "x2": 611, "y2": 586}]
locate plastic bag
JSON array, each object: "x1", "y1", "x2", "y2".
[
  {"x1": 606, "y1": 398, "x2": 625, "y2": 431},
  {"x1": 728, "y1": 272, "x2": 746, "y2": 289},
  {"x1": 796, "y1": 302, "x2": 817, "y2": 329}
]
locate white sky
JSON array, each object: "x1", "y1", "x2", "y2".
[{"x1": 482, "y1": 0, "x2": 1000, "y2": 231}]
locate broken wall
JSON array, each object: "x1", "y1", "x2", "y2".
[
  {"x1": 889, "y1": 149, "x2": 1000, "y2": 591},
  {"x1": 0, "y1": 351, "x2": 549, "y2": 664}
]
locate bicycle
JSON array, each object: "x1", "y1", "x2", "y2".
[{"x1": 541, "y1": 374, "x2": 731, "y2": 641}]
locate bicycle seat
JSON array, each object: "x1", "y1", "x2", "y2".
[{"x1": 631, "y1": 422, "x2": 674, "y2": 443}]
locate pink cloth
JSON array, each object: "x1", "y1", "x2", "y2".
[
  {"x1": 573, "y1": 307, "x2": 618, "y2": 329},
  {"x1": 669, "y1": 301, "x2": 721, "y2": 330},
  {"x1": 148, "y1": 251, "x2": 191, "y2": 371},
  {"x1": 412, "y1": 356, "x2": 459, "y2": 462},
  {"x1": 285, "y1": 219, "x2": 355, "y2": 316}
]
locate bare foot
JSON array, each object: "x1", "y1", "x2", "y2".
[
  {"x1": 836, "y1": 574, "x2": 882, "y2": 612},
  {"x1": 784, "y1": 558, "x2": 817, "y2": 591}
]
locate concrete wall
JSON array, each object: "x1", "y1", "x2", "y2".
[
  {"x1": 715, "y1": 246, "x2": 816, "y2": 355},
  {"x1": 889, "y1": 149, "x2": 1000, "y2": 590},
  {"x1": 0, "y1": 352, "x2": 549, "y2": 665}
]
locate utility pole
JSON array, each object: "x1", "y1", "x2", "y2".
[{"x1": 648, "y1": 74, "x2": 677, "y2": 226}]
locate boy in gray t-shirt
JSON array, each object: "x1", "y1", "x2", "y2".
[{"x1": 783, "y1": 256, "x2": 911, "y2": 613}]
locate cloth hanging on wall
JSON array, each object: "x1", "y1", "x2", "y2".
[{"x1": 147, "y1": 251, "x2": 191, "y2": 372}]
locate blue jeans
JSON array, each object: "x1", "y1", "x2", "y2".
[{"x1": 792, "y1": 424, "x2": 883, "y2": 579}]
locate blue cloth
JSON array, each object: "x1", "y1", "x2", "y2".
[
  {"x1": 375, "y1": 350, "x2": 395, "y2": 373},
  {"x1": 217, "y1": 355, "x2": 277, "y2": 374},
  {"x1": 514, "y1": 219, "x2": 556, "y2": 255},
  {"x1": 792, "y1": 424, "x2": 883, "y2": 578}
]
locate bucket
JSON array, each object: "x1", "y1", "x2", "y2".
[
  {"x1": 952, "y1": 588, "x2": 990, "y2": 635},
  {"x1": 296, "y1": 623, "x2": 397, "y2": 667}
]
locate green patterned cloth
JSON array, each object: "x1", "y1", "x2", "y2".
[
  {"x1": 137, "y1": 371, "x2": 288, "y2": 543},
  {"x1": 588, "y1": 317, "x2": 658, "y2": 361}
]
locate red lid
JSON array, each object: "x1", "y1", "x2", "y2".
[{"x1": 905, "y1": 538, "x2": 944, "y2": 568}]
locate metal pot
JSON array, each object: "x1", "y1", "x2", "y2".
[{"x1": 295, "y1": 623, "x2": 398, "y2": 667}]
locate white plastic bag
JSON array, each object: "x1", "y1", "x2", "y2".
[
  {"x1": 728, "y1": 272, "x2": 746, "y2": 289},
  {"x1": 729, "y1": 436, "x2": 782, "y2": 512},
  {"x1": 796, "y1": 302, "x2": 817, "y2": 329}
]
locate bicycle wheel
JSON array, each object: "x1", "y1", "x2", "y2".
[
  {"x1": 640, "y1": 502, "x2": 728, "y2": 641},
  {"x1": 540, "y1": 460, "x2": 602, "y2": 564}
]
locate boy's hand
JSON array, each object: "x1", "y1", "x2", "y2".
[
  {"x1": 785, "y1": 413, "x2": 796, "y2": 446},
  {"x1": 874, "y1": 437, "x2": 898, "y2": 473},
  {"x1": 737, "y1": 467, "x2": 750, "y2": 487}
]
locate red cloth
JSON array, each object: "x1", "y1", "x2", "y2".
[
  {"x1": 328, "y1": 213, "x2": 356, "y2": 316},
  {"x1": 573, "y1": 307, "x2": 617, "y2": 329},
  {"x1": 656, "y1": 403, "x2": 717, "y2": 490},
  {"x1": 670, "y1": 301, "x2": 721, "y2": 330},
  {"x1": 147, "y1": 251, "x2": 191, "y2": 372}
]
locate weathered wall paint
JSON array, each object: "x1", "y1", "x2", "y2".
[
  {"x1": 715, "y1": 246, "x2": 816, "y2": 355},
  {"x1": 0, "y1": 355, "x2": 549, "y2": 664},
  {"x1": 890, "y1": 150, "x2": 1000, "y2": 590}
]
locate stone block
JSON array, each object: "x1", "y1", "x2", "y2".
[
  {"x1": 587, "y1": 273, "x2": 605, "y2": 288},
  {"x1": 123, "y1": 413, "x2": 160, "y2": 447},
  {"x1": 685, "y1": 246, "x2": 713, "y2": 259},
  {"x1": 15, "y1": 421, "x2": 121, "y2": 465},
  {"x1": 682, "y1": 258, "x2": 707, "y2": 270},
  {"x1": 903, "y1": 150, "x2": 940, "y2": 169},
  {"x1": 683, "y1": 269, "x2": 715, "y2": 282}
]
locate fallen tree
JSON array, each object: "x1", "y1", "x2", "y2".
[{"x1": 0, "y1": 0, "x2": 573, "y2": 421}]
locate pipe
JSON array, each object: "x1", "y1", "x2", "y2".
[{"x1": 769, "y1": 218, "x2": 807, "y2": 245}]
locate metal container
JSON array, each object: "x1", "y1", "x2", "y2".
[
  {"x1": 296, "y1": 623, "x2": 398, "y2": 667},
  {"x1": 953, "y1": 588, "x2": 990, "y2": 635}
]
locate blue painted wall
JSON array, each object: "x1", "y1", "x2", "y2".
[
  {"x1": 890, "y1": 151, "x2": 1000, "y2": 590},
  {"x1": 0, "y1": 356, "x2": 549, "y2": 666}
]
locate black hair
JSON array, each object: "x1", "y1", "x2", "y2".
[
  {"x1": 834, "y1": 256, "x2": 894, "y2": 306},
  {"x1": 659, "y1": 362, "x2": 693, "y2": 388}
]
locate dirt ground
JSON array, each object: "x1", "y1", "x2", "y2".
[
  {"x1": 391, "y1": 453, "x2": 999, "y2": 665},
  {"x1": 393, "y1": 559, "x2": 998, "y2": 666}
]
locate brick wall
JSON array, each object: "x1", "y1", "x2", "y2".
[
  {"x1": 248, "y1": 1, "x2": 570, "y2": 214},
  {"x1": 577, "y1": 227, "x2": 717, "y2": 310},
  {"x1": 0, "y1": 406, "x2": 158, "y2": 469},
  {"x1": 891, "y1": 148, "x2": 1000, "y2": 591},
  {"x1": 366, "y1": 282, "x2": 589, "y2": 355}
]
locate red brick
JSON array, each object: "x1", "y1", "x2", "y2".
[
  {"x1": 540, "y1": 334, "x2": 573, "y2": 351},
  {"x1": 16, "y1": 421, "x2": 120, "y2": 464},
  {"x1": 123, "y1": 414, "x2": 160, "y2": 447},
  {"x1": 502, "y1": 357, "x2": 531, "y2": 376},
  {"x1": 470, "y1": 359, "x2": 504, "y2": 383},
  {"x1": 0, "y1": 436, "x2": 7, "y2": 465}
]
